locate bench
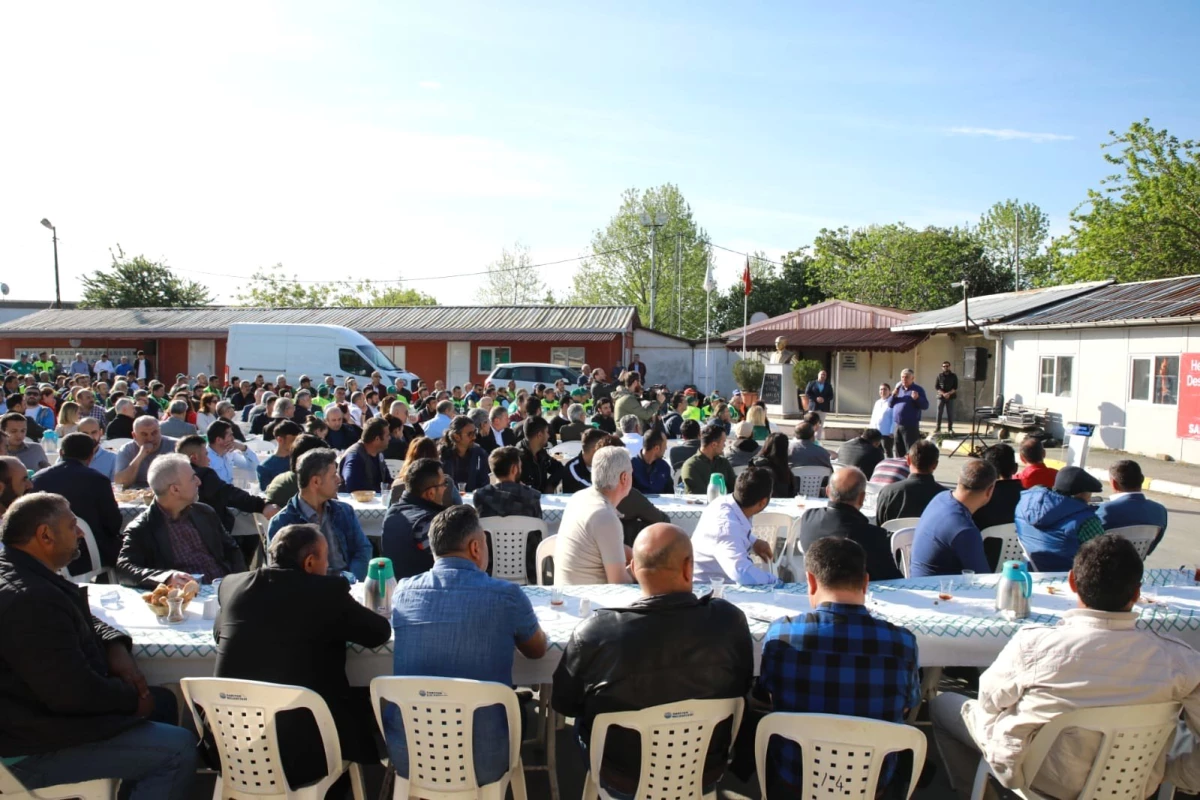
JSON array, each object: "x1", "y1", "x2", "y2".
[{"x1": 983, "y1": 401, "x2": 1048, "y2": 438}]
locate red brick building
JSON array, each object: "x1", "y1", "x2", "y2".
[{"x1": 0, "y1": 305, "x2": 638, "y2": 386}]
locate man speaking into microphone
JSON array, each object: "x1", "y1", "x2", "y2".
[{"x1": 888, "y1": 368, "x2": 929, "y2": 454}]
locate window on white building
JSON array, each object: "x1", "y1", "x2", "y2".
[
  {"x1": 377, "y1": 346, "x2": 407, "y2": 370},
  {"x1": 550, "y1": 347, "x2": 586, "y2": 368},
  {"x1": 1039, "y1": 356, "x2": 1073, "y2": 397},
  {"x1": 478, "y1": 346, "x2": 511, "y2": 374},
  {"x1": 1130, "y1": 355, "x2": 1179, "y2": 405}
]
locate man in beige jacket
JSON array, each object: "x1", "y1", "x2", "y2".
[{"x1": 931, "y1": 534, "x2": 1200, "y2": 798}]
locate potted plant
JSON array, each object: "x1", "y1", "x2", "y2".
[
  {"x1": 792, "y1": 359, "x2": 823, "y2": 411},
  {"x1": 732, "y1": 358, "x2": 765, "y2": 407}
]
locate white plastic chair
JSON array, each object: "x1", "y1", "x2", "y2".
[
  {"x1": 881, "y1": 517, "x2": 921, "y2": 534},
  {"x1": 582, "y1": 698, "x2": 744, "y2": 800},
  {"x1": 369, "y1": 676, "x2": 526, "y2": 800},
  {"x1": 478, "y1": 516, "x2": 548, "y2": 585},
  {"x1": 101, "y1": 437, "x2": 132, "y2": 453},
  {"x1": 891, "y1": 528, "x2": 916, "y2": 578},
  {"x1": 754, "y1": 712, "x2": 927, "y2": 800},
  {"x1": 180, "y1": 677, "x2": 365, "y2": 800},
  {"x1": 1107, "y1": 525, "x2": 1161, "y2": 560},
  {"x1": 245, "y1": 437, "x2": 276, "y2": 456},
  {"x1": 0, "y1": 761, "x2": 116, "y2": 800},
  {"x1": 732, "y1": 464, "x2": 750, "y2": 477},
  {"x1": 235, "y1": 420, "x2": 253, "y2": 436},
  {"x1": 548, "y1": 441, "x2": 583, "y2": 460},
  {"x1": 968, "y1": 702, "x2": 1181, "y2": 800},
  {"x1": 981, "y1": 523, "x2": 1024, "y2": 571},
  {"x1": 790, "y1": 465, "x2": 832, "y2": 498},
  {"x1": 535, "y1": 534, "x2": 557, "y2": 586},
  {"x1": 60, "y1": 518, "x2": 116, "y2": 585},
  {"x1": 751, "y1": 512, "x2": 798, "y2": 579},
  {"x1": 385, "y1": 459, "x2": 405, "y2": 479}
]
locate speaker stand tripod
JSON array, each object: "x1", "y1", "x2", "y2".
[{"x1": 947, "y1": 379, "x2": 991, "y2": 458}]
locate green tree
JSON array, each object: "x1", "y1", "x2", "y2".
[
  {"x1": 808, "y1": 223, "x2": 1006, "y2": 311},
  {"x1": 570, "y1": 184, "x2": 712, "y2": 337},
  {"x1": 1053, "y1": 119, "x2": 1200, "y2": 283},
  {"x1": 475, "y1": 243, "x2": 546, "y2": 305},
  {"x1": 976, "y1": 200, "x2": 1050, "y2": 290},
  {"x1": 236, "y1": 263, "x2": 436, "y2": 307},
  {"x1": 712, "y1": 248, "x2": 827, "y2": 332},
  {"x1": 79, "y1": 246, "x2": 212, "y2": 308}
]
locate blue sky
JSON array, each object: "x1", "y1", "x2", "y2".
[{"x1": 2, "y1": 1, "x2": 1197, "y2": 304}]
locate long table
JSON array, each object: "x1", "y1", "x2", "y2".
[{"x1": 89, "y1": 569, "x2": 1200, "y2": 688}]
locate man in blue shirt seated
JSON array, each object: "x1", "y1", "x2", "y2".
[
  {"x1": 908, "y1": 459, "x2": 995, "y2": 578},
  {"x1": 630, "y1": 428, "x2": 672, "y2": 495},
  {"x1": 757, "y1": 536, "x2": 921, "y2": 798},
  {"x1": 386, "y1": 504, "x2": 548, "y2": 786},
  {"x1": 1096, "y1": 459, "x2": 1169, "y2": 553},
  {"x1": 691, "y1": 466, "x2": 777, "y2": 586}
]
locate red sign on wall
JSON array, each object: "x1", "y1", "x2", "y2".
[{"x1": 1178, "y1": 353, "x2": 1200, "y2": 440}]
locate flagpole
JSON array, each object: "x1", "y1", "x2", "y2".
[
  {"x1": 705, "y1": 288, "x2": 711, "y2": 395},
  {"x1": 742, "y1": 291, "x2": 748, "y2": 360}
]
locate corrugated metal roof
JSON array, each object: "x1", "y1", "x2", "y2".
[
  {"x1": 0, "y1": 305, "x2": 638, "y2": 339},
  {"x1": 890, "y1": 281, "x2": 1112, "y2": 332},
  {"x1": 726, "y1": 328, "x2": 927, "y2": 353},
  {"x1": 722, "y1": 299, "x2": 911, "y2": 338},
  {"x1": 992, "y1": 275, "x2": 1200, "y2": 330}
]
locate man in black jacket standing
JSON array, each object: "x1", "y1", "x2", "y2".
[
  {"x1": 799, "y1": 466, "x2": 902, "y2": 581},
  {"x1": 0, "y1": 493, "x2": 197, "y2": 798},
  {"x1": 32, "y1": 432, "x2": 124, "y2": 574},
  {"x1": 215, "y1": 523, "x2": 391, "y2": 789},
  {"x1": 803, "y1": 369, "x2": 835, "y2": 422},
  {"x1": 934, "y1": 360, "x2": 958, "y2": 435},
  {"x1": 552, "y1": 523, "x2": 753, "y2": 796}
]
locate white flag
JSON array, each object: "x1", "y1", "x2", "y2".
[{"x1": 702, "y1": 257, "x2": 716, "y2": 293}]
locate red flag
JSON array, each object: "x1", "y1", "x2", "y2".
[{"x1": 743, "y1": 257, "x2": 753, "y2": 296}]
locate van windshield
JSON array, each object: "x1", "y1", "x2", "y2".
[{"x1": 357, "y1": 344, "x2": 399, "y2": 371}]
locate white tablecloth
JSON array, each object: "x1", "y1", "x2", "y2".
[{"x1": 88, "y1": 569, "x2": 1200, "y2": 688}]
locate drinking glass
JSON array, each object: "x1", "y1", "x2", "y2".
[
  {"x1": 100, "y1": 591, "x2": 123, "y2": 610},
  {"x1": 710, "y1": 577, "x2": 725, "y2": 599},
  {"x1": 550, "y1": 587, "x2": 564, "y2": 606},
  {"x1": 961, "y1": 570, "x2": 976, "y2": 589},
  {"x1": 938, "y1": 578, "x2": 954, "y2": 600},
  {"x1": 674, "y1": 482, "x2": 685, "y2": 498}
]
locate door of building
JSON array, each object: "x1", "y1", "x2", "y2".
[
  {"x1": 446, "y1": 342, "x2": 471, "y2": 388},
  {"x1": 188, "y1": 339, "x2": 216, "y2": 378}
]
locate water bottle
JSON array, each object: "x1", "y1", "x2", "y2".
[
  {"x1": 362, "y1": 557, "x2": 396, "y2": 617},
  {"x1": 42, "y1": 430, "x2": 58, "y2": 456},
  {"x1": 706, "y1": 473, "x2": 727, "y2": 503}
]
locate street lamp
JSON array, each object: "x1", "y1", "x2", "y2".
[
  {"x1": 40, "y1": 218, "x2": 61, "y2": 308},
  {"x1": 639, "y1": 211, "x2": 668, "y2": 329}
]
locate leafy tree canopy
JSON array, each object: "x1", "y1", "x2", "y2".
[
  {"x1": 712, "y1": 249, "x2": 827, "y2": 333},
  {"x1": 976, "y1": 199, "x2": 1049, "y2": 290},
  {"x1": 235, "y1": 263, "x2": 436, "y2": 307},
  {"x1": 476, "y1": 243, "x2": 546, "y2": 305},
  {"x1": 79, "y1": 246, "x2": 212, "y2": 308}
]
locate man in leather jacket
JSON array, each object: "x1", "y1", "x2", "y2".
[{"x1": 551, "y1": 523, "x2": 753, "y2": 795}]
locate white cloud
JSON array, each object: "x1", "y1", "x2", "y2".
[
  {"x1": 418, "y1": 80, "x2": 443, "y2": 90},
  {"x1": 948, "y1": 127, "x2": 1074, "y2": 143}
]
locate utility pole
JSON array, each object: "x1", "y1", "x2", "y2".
[
  {"x1": 1014, "y1": 200, "x2": 1021, "y2": 291},
  {"x1": 640, "y1": 212, "x2": 668, "y2": 329},
  {"x1": 675, "y1": 232, "x2": 683, "y2": 336},
  {"x1": 40, "y1": 218, "x2": 61, "y2": 308}
]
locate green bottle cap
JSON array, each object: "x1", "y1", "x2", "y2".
[{"x1": 367, "y1": 557, "x2": 394, "y2": 583}]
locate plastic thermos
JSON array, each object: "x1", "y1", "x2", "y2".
[
  {"x1": 706, "y1": 473, "x2": 727, "y2": 503},
  {"x1": 363, "y1": 557, "x2": 396, "y2": 617}
]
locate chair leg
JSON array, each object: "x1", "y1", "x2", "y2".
[
  {"x1": 582, "y1": 771, "x2": 599, "y2": 800},
  {"x1": 510, "y1": 759, "x2": 529, "y2": 800},
  {"x1": 211, "y1": 778, "x2": 222, "y2": 800},
  {"x1": 377, "y1": 765, "x2": 395, "y2": 800},
  {"x1": 1158, "y1": 781, "x2": 1177, "y2": 800},
  {"x1": 969, "y1": 759, "x2": 991, "y2": 800},
  {"x1": 348, "y1": 763, "x2": 366, "y2": 800}
]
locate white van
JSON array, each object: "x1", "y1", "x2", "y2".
[{"x1": 225, "y1": 323, "x2": 420, "y2": 387}]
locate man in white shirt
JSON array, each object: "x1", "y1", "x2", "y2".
[
  {"x1": 92, "y1": 353, "x2": 116, "y2": 379},
  {"x1": 555, "y1": 446, "x2": 634, "y2": 585},
  {"x1": 691, "y1": 466, "x2": 776, "y2": 586},
  {"x1": 204, "y1": 419, "x2": 259, "y2": 485},
  {"x1": 931, "y1": 533, "x2": 1200, "y2": 798},
  {"x1": 618, "y1": 414, "x2": 643, "y2": 460},
  {"x1": 421, "y1": 400, "x2": 456, "y2": 441}
]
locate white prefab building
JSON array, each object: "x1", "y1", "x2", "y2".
[{"x1": 992, "y1": 276, "x2": 1200, "y2": 464}]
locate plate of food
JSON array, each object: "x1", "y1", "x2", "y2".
[{"x1": 142, "y1": 580, "x2": 200, "y2": 620}]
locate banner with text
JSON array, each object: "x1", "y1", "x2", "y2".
[{"x1": 1179, "y1": 353, "x2": 1200, "y2": 440}]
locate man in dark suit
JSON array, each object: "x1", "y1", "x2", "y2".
[
  {"x1": 836, "y1": 428, "x2": 885, "y2": 479},
  {"x1": 1096, "y1": 459, "x2": 1170, "y2": 553},
  {"x1": 32, "y1": 433, "x2": 123, "y2": 574},
  {"x1": 803, "y1": 370, "x2": 835, "y2": 420},
  {"x1": 483, "y1": 406, "x2": 517, "y2": 453},
  {"x1": 117, "y1": 454, "x2": 246, "y2": 588},
  {"x1": 874, "y1": 440, "x2": 948, "y2": 525},
  {"x1": 214, "y1": 523, "x2": 391, "y2": 788},
  {"x1": 799, "y1": 466, "x2": 901, "y2": 581}
]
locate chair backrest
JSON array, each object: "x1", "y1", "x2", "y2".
[
  {"x1": 180, "y1": 677, "x2": 346, "y2": 799},
  {"x1": 549, "y1": 441, "x2": 583, "y2": 460},
  {"x1": 370, "y1": 677, "x2": 522, "y2": 798},
  {"x1": 535, "y1": 534, "x2": 557, "y2": 586},
  {"x1": 61, "y1": 517, "x2": 112, "y2": 585},
  {"x1": 791, "y1": 465, "x2": 832, "y2": 498},
  {"x1": 754, "y1": 712, "x2": 927, "y2": 800},
  {"x1": 479, "y1": 515, "x2": 548, "y2": 585},
  {"x1": 980, "y1": 523, "x2": 1023, "y2": 571},
  {"x1": 245, "y1": 437, "x2": 276, "y2": 456},
  {"x1": 1106, "y1": 525, "x2": 1161, "y2": 559},
  {"x1": 890, "y1": 528, "x2": 915, "y2": 578},
  {"x1": 588, "y1": 698, "x2": 744, "y2": 800},
  {"x1": 1014, "y1": 702, "x2": 1180, "y2": 798},
  {"x1": 101, "y1": 437, "x2": 132, "y2": 453},
  {"x1": 733, "y1": 464, "x2": 750, "y2": 477},
  {"x1": 751, "y1": 512, "x2": 798, "y2": 575},
  {"x1": 384, "y1": 459, "x2": 405, "y2": 478},
  {"x1": 881, "y1": 517, "x2": 921, "y2": 534}
]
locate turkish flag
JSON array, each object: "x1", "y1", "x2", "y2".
[{"x1": 743, "y1": 257, "x2": 752, "y2": 296}]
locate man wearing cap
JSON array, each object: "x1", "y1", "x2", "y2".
[{"x1": 1015, "y1": 465, "x2": 1106, "y2": 572}]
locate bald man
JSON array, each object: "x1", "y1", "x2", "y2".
[{"x1": 552, "y1": 523, "x2": 753, "y2": 796}]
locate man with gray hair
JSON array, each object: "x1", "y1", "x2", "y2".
[
  {"x1": 558, "y1": 403, "x2": 589, "y2": 442},
  {"x1": 799, "y1": 466, "x2": 902, "y2": 581},
  {"x1": 618, "y1": 414, "x2": 644, "y2": 459},
  {"x1": 114, "y1": 416, "x2": 178, "y2": 488},
  {"x1": 555, "y1": 446, "x2": 635, "y2": 584},
  {"x1": 118, "y1": 453, "x2": 245, "y2": 588},
  {"x1": 159, "y1": 400, "x2": 198, "y2": 439},
  {"x1": 888, "y1": 368, "x2": 929, "y2": 455},
  {"x1": 105, "y1": 396, "x2": 138, "y2": 440},
  {"x1": 421, "y1": 399, "x2": 457, "y2": 440},
  {"x1": 249, "y1": 393, "x2": 278, "y2": 436}
]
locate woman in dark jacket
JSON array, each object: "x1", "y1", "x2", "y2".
[
  {"x1": 439, "y1": 416, "x2": 490, "y2": 493},
  {"x1": 751, "y1": 432, "x2": 797, "y2": 499}
]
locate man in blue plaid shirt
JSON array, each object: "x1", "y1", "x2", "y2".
[{"x1": 757, "y1": 536, "x2": 921, "y2": 798}]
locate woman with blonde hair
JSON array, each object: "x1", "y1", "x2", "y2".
[
  {"x1": 746, "y1": 404, "x2": 771, "y2": 443},
  {"x1": 55, "y1": 401, "x2": 81, "y2": 437}
]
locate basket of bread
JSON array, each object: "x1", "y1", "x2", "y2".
[{"x1": 142, "y1": 580, "x2": 201, "y2": 619}]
